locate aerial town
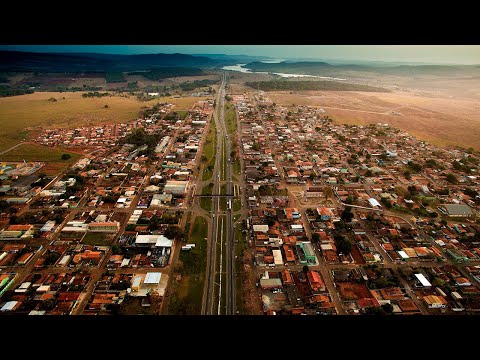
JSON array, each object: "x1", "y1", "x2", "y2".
[{"x1": 1, "y1": 75, "x2": 480, "y2": 316}]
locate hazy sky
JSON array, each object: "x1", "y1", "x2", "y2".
[{"x1": 1, "y1": 45, "x2": 479, "y2": 64}]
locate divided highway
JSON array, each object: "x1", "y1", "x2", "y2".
[{"x1": 202, "y1": 72, "x2": 236, "y2": 315}]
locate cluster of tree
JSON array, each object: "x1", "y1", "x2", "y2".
[
  {"x1": 120, "y1": 128, "x2": 163, "y2": 149},
  {"x1": 364, "y1": 303, "x2": 394, "y2": 315},
  {"x1": 424, "y1": 158, "x2": 441, "y2": 169},
  {"x1": 452, "y1": 160, "x2": 473, "y2": 174},
  {"x1": 57, "y1": 86, "x2": 103, "y2": 92},
  {"x1": 464, "y1": 188, "x2": 479, "y2": 199},
  {"x1": 130, "y1": 67, "x2": 204, "y2": 81},
  {"x1": 127, "y1": 81, "x2": 138, "y2": 90},
  {"x1": 334, "y1": 233, "x2": 352, "y2": 255},
  {"x1": 445, "y1": 173, "x2": 457, "y2": 184},
  {"x1": 177, "y1": 79, "x2": 216, "y2": 92},
  {"x1": 105, "y1": 72, "x2": 126, "y2": 83},
  {"x1": 82, "y1": 91, "x2": 110, "y2": 98},
  {"x1": 164, "y1": 226, "x2": 185, "y2": 240},
  {"x1": 163, "y1": 110, "x2": 189, "y2": 121},
  {"x1": 407, "y1": 161, "x2": 422, "y2": 173},
  {"x1": 0, "y1": 85, "x2": 34, "y2": 97},
  {"x1": 244, "y1": 80, "x2": 387, "y2": 92}
]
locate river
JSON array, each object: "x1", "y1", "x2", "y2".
[{"x1": 221, "y1": 63, "x2": 346, "y2": 81}]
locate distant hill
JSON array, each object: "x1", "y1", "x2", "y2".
[
  {"x1": 0, "y1": 50, "x2": 219, "y2": 73},
  {"x1": 245, "y1": 80, "x2": 388, "y2": 92}
]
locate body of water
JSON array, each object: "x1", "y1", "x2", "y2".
[{"x1": 221, "y1": 63, "x2": 346, "y2": 81}]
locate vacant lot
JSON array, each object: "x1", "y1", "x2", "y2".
[
  {"x1": 0, "y1": 143, "x2": 81, "y2": 175},
  {"x1": 82, "y1": 232, "x2": 114, "y2": 246},
  {"x1": 0, "y1": 92, "x2": 209, "y2": 151},
  {"x1": 337, "y1": 282, "x2": 372, "y2": 300},
  {"x1": 268, "y1": 90, "x2": 480, "y2": 149}
]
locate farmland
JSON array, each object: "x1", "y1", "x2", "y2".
[{"x1": 0, "y1": 92, "x2": 209, "y2": 151}]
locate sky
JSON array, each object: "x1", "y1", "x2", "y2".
[{"x1": 1, "y1": 45, "x2": 479, "y2": 64}]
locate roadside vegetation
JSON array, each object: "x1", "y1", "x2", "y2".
[
  {"x1": 200, "y1": 183, "x2": 213, "y2": 212},
  {"x1": 201, "y1": 117, "x2": 216, "y2": 181},
  {"x1": 224, "y1": 103, "x2": 237, "y2": 135},
  {"x1": 168, "y1": 216, "x2": 208, "y2": 314}
]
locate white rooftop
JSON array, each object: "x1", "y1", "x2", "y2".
[
  {"x1": 144, "y1": 272, "x2": 162, "y2": 284},
  {"x1": 415, "y1": 273, "x2": 432, "y2": 287},
  {"x1": 1, "y1": 301, "x2": 18, "y2": 311}
]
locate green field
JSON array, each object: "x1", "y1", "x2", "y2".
[
  {"x1": 224, "y1": 103, "x2": 237, "y2": 135},
  {"x1": 200, "y1": 184, "x2": 213, "y2": 212},
  {"x1": 220, "y1": 184, "x2": 227, "y2": 211},
  {"x1": 201, "y1": 117, "x2": 216, "y2": 181},
  {"x1": 0, "y1": 92, "x2": 207, "y2": 151},
  {"x1": 82, "y1": 232, "x2": 114, "y2": 246},
  {"x1": 168, "y1": 216, "x2": 208, "y2": 315},
  {"x1": 0, "y1": 143, "x2": 81, "y2": 174},
  {"x1": 233, "y1": 158, "x2": 241, "y2": 176},
  {"x1": 233, "y1": 197, "x2": 241, "y2": 212}
]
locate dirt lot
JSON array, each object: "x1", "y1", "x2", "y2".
[
  {"x1": 350, "y1": 244, "x2": 367, "y2": 264},
  {"x1": 337, "y1": 282, "x2": 372, "y2": 300},
  {"x1": 267, "y1": 89, "x2": 480, "y2": 149},
  {"x1": 241, "y1": 250, "x2": 263, "y2": 315}
]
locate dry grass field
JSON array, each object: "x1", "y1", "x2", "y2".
[
  {"x1": 0, "y1": 92, "x2": 209, "y2": 151},
  {"x1": 268, "y1": 89, "x2": 480, "y2": 149}
]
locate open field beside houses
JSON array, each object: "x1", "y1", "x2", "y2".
[
  {"x1": 0, "y1": 92, "x2": 210, "y2": 151},
  {"x1": 267, "y1": 90, "x2": 480, "y2": 150},
  {"x1": 0, "y1": 143, "x2": 81, "y2": 175}
]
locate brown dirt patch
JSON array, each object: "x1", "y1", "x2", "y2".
[{"x1": 337, "y1": 282, "x2": 372, "y2": 300}]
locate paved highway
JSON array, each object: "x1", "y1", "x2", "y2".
[{"x1": 202, "y1": 72, "x2": 236, "y2": 315}]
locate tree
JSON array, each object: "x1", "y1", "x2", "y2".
[
  {"x1": 404, "y1": 170, "x2": 411, "y2": 179},
  {"x1": 111, "y1": 245, "x2": 122, "y2": 255},
  {"x1": 381, "y1": 303, "x2": 394, "y2": 314},
  {"x1": 446, "y1": 173, "x2": 457, "y2": 184},
  {"x1": 407, "y1": 161, "x2": 422, "y2": 173},
  {"x1": 104, "y1": 104, "x2": 109, "y2": 108},
  {"x1": 334, "y1": 234, "x2": 352, "y2": 255},
  {"x1": 0, "y1": 200, "x2": 9, "y2": 210},
  {"x1": 341, "y1": 207, "x2": 354, "y2": 223},
  {"x1": 164, "y1": 226, "x2": 185, "y2": 241},
  {"x1": 312, "y1": 233, "x2": 320, "y2": 243},
  {"x1": 323, "y1": 186, "x2": 333, "y2": 200},
  {"x1": 302, "y1": 265, "x2": 309, "y2": 273},
  {"x1": 345, "y1": 196, "x2": 354, "y2": 205},
  {"x1": 440, "y1": 219, "x2": 448, "y2": 226},
  {"x1": 365, "y1": 169, "x2": 373, "y2": 177},
  {"x1": 61, "y1": 153, "x2": 71, "y2": 160}
]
